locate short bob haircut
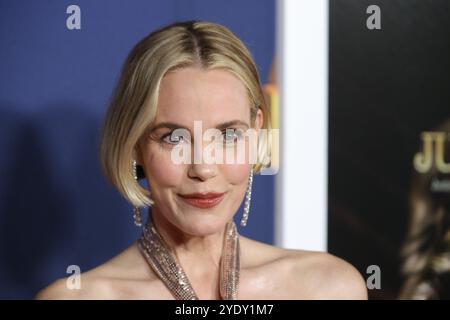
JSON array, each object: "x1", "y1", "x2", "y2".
[{"x1": 100, "y1": 21, "x2": 272, "y2": 208}]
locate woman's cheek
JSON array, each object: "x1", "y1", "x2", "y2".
[
  {"x1": 220, "y1": 163, "x2": 250, "y2": 185},
  {"x1": 143, "y1": 145, "x2": 185, "y2": 188}
]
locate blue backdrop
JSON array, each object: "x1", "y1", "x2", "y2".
[{"x1": 0, "y1": 0, "x2": 275, "y2": 299}]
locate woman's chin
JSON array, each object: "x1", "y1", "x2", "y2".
[{"x1": 179, "y1": 216, "x2": 231, "y2": 237}]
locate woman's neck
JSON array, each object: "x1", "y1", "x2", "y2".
[{"x1": 148, "y1": 207, "x2": 226, "y2": 289}]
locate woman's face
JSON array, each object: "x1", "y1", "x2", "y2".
[{"x1": 137, "y1": 66, "x2": 263, "y2": 236}]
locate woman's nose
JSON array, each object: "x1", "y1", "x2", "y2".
[
  {"x1": 187, "y1": 162, "x2": 218, "y2": 181},
  {"x1": 187, "y1": 140, "x2": 219, "y2": 181}
]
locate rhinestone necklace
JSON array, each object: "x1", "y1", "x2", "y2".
[{"x1": 138, "y1": 218, "x2": 240, "y2": 300}]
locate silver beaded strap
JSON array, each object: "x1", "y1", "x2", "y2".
[{"x1": 138, "y1": 219, "x2": 240, "y2": 300}]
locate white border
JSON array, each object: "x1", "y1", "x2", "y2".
[{"x1": 275, "y1": 0, "x2": 329, "y2": 251}]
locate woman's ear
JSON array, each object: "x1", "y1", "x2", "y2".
[{"x1": 254, "y1": 107, "x2": 264, "y2": 134}]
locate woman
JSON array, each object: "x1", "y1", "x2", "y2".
[{"x1": 37, "y1": 21, "x2": 367, "y2": 300}]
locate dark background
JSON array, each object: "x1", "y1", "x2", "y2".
[{"x1": 328, "y1": 0, "x2": 450, "y2": 299}]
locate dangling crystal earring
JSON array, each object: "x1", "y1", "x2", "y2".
[
  {"x1": 241, "y1": 169, "x2": 254, "y2": 227},
  {"x1": 132, "y1": 159, "x2": 142, "y2": 227}
]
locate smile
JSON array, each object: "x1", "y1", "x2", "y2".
[{"x1": 178, "y1": 192, "x2": 225, "y2": 209}]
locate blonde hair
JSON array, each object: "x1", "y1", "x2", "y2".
[{"x1": 99, "y1": 21, "x2": 272, "y2": 208}]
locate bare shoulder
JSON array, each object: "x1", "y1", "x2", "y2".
[
  {"x1": 240, "y1": 237, "x2": 368, "y2": 300},
  {"x1": 35, "y1": 275, "x2": 110, "y2": 300},
  {"x1": 288, "y1": 249, "x2": 368, "y2": 299},
  {"x1": 36, "y1": 242, "x2": 153, "y2": 300}
]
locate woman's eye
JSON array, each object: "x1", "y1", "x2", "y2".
[
  {"x1": 161, "y1": 130, "x2": 190, "y2": 145},
  {"x1": 222, "y1": 128, "x2": 244, "y2": 144}
]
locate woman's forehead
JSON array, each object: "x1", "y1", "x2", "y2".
[{"x1": 154, "y1": 67, "x2": 251, "y2": 126}]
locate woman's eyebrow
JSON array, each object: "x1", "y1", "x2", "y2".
[
  {"x1": 149, "y1": 122, "x2": 187, "y2": 132},
  {"x1": 149, "y1": 120, "x2": 249, "y2": 132},
  {"x1": 216, "y1": 120, "x2": 249, "y2": 130}
]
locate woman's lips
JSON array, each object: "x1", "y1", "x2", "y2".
[{"x1": 178, "y1": 192, "x2": 225, "y2": 209}]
